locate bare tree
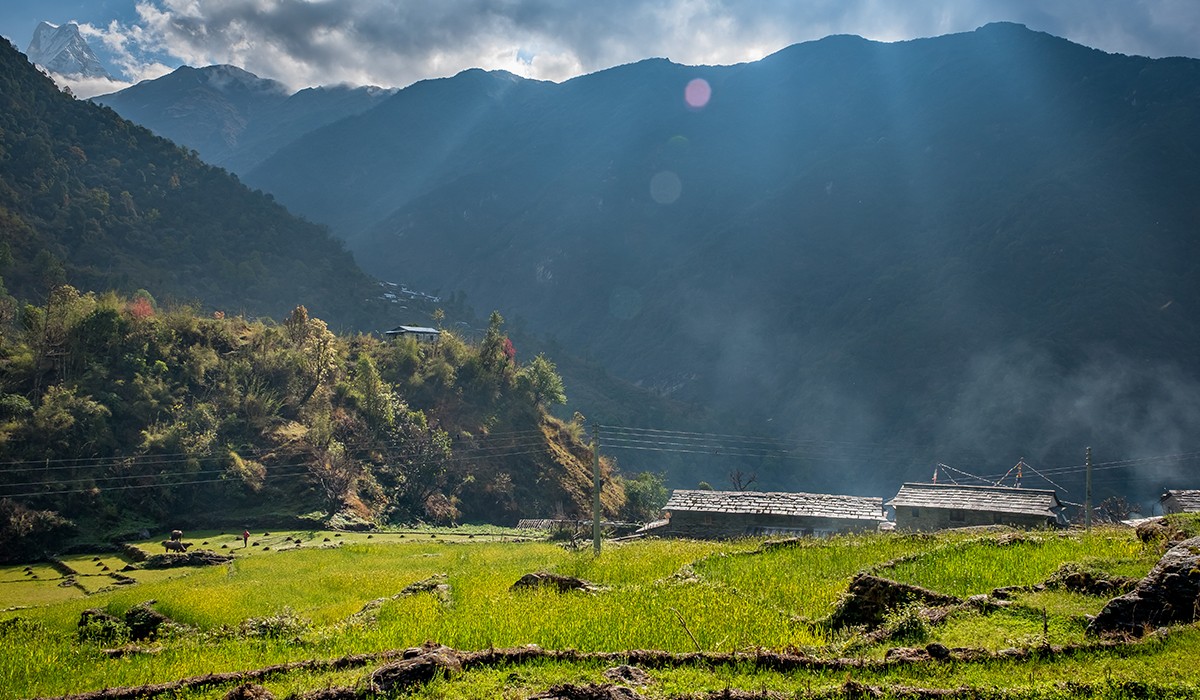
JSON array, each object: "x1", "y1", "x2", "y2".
[{"x1": 728, "y1": 468, "x2": 758, "y2": 491}]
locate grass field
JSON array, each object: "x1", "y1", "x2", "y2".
[{"x1": 0, "y1": 525, "x2": 1195, "y2": 699}]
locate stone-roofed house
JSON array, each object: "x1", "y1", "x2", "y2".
[
  {"x1": 385, "y1": 325, "x2": 441, "y2": 343},
  {"x1": 1160, "y1": 489, "x2": 1200, "y2": 514},
  {"x1": 642, "y1": 489, "x2": 886, "y2": 539},
  {"x1": 887, "y1": 482, "x2": 1065, "y2": 531}
]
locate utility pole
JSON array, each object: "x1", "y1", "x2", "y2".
[
  {"x1": 592, "y1": 424, "x2": 602, "y2": 556},
  {"x1": 1084, "y1": 446, "x2": 1093, "y2": 532}
]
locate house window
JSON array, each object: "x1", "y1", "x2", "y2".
[
  {"x1": 910, "y1": 508, "x2": 920, "y2": 518},
  {"x1": 703, "y1": 514, "x2": 713, "y2": 525},
  {"x1": 950, "y1": 509, "x2": 966, "y2": 522}
]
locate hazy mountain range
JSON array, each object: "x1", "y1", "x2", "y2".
[
  {"x1": 93, "y1": 66, "x2": 395, "y2": 173},
  {"x1": 39, "y1": 23, "x2": 1200, "y2": 500}
]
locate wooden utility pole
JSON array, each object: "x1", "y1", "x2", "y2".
[
  {"x1": 1085, "y1": 446, "x2": 1093, "y2": 532},
  {"x1": 592, "y1": 424, "x2": 601, "y2": 556}
]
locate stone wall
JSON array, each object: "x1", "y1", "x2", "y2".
[
  {"x1": 660, "y1": 511, "x2": 877, "y2": 539},
  {"x1": 893, "y1": 506, "x2": 1051, "y2": 531}
]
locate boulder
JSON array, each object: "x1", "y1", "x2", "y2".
[
  {"x1": 532, "y1": 684, "x2": 644, "y2": 700},
  {"x1": 603, "y1": 665, "x2": 652, "y2": 686},
  {"x1": 510, "y1": 572, "x2": 601, "y2": 593},
  {"x1": 124, "y1": 601, "x2": 171, "y2": 640},
  {"x1": 369, "y1": 648, "x2": 461, "y2": 693},
  {"x1": 828, "y1": 573, "x2": 961, "y2": 628},
  {"x1": 1044, "y1": 562, "x2": 1138, "y2": 596},
  {"x1": 1134, "y1": 517, "x2": 1184, "y2": 545},
  {"x1": 1088, "y1": 536, "x2": 1200, "y2": 637},
  {"x1": 140, "y1": 550, "x2": 234, "y2": 569}
]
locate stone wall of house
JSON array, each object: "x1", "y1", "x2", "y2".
[
  {"x1": 893, "y1": 506, "x2": 1052, "y2": 531},
  {"x1": 660, "y1": 511, "x2": 878, "y2": 539}
]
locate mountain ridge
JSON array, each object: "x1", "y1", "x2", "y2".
[
  {"x1": 66, "y1": 23, "x2": 1200, "y2": 500},
  {"x1": 94, "y1": 63, "x2": 394, "y2": 173}
]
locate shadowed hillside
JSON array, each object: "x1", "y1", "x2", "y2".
[
  {"x1": 239, "y1": 24, "x2": 1200, "y2": 499},
  {"x1": 0, "y1": 38, "x2": 388, "y2": 328}
]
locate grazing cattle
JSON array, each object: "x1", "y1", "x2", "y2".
[
  {"x1": 170, "y1": 529, "x2": 183, "y2": 541},
  {"x1": 162, "y1": 540, "x2": 192, "y2": 553}
]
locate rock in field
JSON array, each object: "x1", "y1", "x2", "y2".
[
  {"x1": 1088, "y1": 536, "x2": 1200, "y2": 637},
  {"x1": 510, "y1": 572, "x2": 601, "y2": 593},
  {"x1": 369, "y1": 648, "x2": 461, "y2": 693}
]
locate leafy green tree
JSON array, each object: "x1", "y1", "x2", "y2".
[
  {"x1": 354, "y1": 354, "x2": 395, "y2": 434},
  {"x1": 618, "y1": 471, "x2": 669, "y2": 522},
  {"x1": 0, "y1": 499, "x2": 75, "y2": 563},
  {"x1": 518, "y1": 353, "x2": 567, "y2": 407}
]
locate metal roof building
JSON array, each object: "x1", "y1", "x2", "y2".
[{"x1": 384, "y1": 325, "x2": 441, "y2": 342}]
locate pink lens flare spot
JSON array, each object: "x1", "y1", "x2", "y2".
[{"x1": 685, "y1": 78, "x2": 711, "y2": 109}]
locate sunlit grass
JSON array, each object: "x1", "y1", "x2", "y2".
[
  {"x1": 879, "y1": 530, "x2": 1150, "y2": 597},
  {"x1": 0, "y1": 526, "x2": 1189, "y2": 699},
  {"x1": 694, "y1": 532, "x2": 931, "y2": 619}
]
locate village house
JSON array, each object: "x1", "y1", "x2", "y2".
[
  {"x1": 640, "y1": 489, "x2": 886, "y2": 539},
  {"x1": 1160, "y1": 489, "x2": 1200, "y2": 514},
  {"x1": 887, "y1": 482, "x2": 1065, "y2": 531},
  {"x1": 384, "y1": 325, "x2": 441, "y2": 343}
]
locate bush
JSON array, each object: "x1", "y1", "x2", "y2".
[
  {"x1": 0, "y1": 499, "x2": 76, "y2": 563},
  {"x1": 884, "y1": 604, "x2": 930, "y2": 644},
  {"x1": 237, "y1": 608, "x2": 310, "y2": 639},
  {"x1": 77, "y1": 609, "x2": 129, "y2": 645}
]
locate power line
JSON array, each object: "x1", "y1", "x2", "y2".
[{"x1": 1, "y1": 467, "x2": 312, "y2": 499}]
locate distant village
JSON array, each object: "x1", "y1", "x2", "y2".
[
  {"x1": 623, "y1": 484, "x2": 1200, "y2": 540},
  {"x1": 519, "y1": 483, "x2": 1199, "y2": 541}
]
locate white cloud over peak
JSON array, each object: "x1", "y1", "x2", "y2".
[{"x1": 41, "y1": 0, "x2": 1200, "y2": 93}]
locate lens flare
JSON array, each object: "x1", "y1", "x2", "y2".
[
  {"x1": 650, "y1": 171, "x2": 682, "y2": 204},
  {"x1": 685, "y1": 78, "x2": 711, "y2": 109}
]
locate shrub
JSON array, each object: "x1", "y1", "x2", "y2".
[
  {"x1": 0, "y1": 499, "x2": 76, "y2": 563},
  {"x1": 884, "y1": 603, "x2": 930, "y2": 644}
]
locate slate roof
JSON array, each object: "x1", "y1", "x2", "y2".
[
  {"x1": 664, "y1": 489, "x2": 885, "y2": 522},
  {"x1": 887, "y1": 482, "x2": 1061, "y2": 517},
  {"x1": 1161, "y1": 489, "x2": 1200, "y2": 513}
]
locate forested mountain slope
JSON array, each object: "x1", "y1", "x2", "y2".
[
  {"x1": 239, "y1": 24, "x2": 1200, "y2": 498},
  {"x1": 0, "y1": 39, "x2": 386, "y2": 327}
]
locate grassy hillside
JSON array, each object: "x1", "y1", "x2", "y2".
[{"x1": 2, "y1": 524, "x2": 1198, "y2": 698}]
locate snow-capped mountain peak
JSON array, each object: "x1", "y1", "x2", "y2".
[{"x1": 26, "y1": 21, "x2": 113, "y2": 80}]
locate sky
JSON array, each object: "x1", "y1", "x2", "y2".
[{"x1": 2, "y1": 0, "x2": 1200, "y2": 98}]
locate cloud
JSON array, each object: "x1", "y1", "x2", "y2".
[{"x1": 49, "y1": 0, "x2": 1200, "y2": 91}]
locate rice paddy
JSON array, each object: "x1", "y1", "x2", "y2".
[{"x1": 0, "y1": 525, "x2": 1193, "y2": 699}]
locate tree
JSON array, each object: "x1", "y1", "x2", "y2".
[
  {"x1": 375, "y1": 409, "x2": 453, "y2": 522},
  {"x1": 284, "y1": 305, "x2": 309, "y2": 345},
  {"x1": 354, "y1": 354, "x2": 395, "y2": 434},
  {"x1": 728, "y1": 468, "x2": 757, "y2": 491},
  {"x1": 618, "y1": 471, "x2": 669, "y2": 522},
  {"x1": 518, "y1": 353, "x2": 567, "y2": 407}
]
